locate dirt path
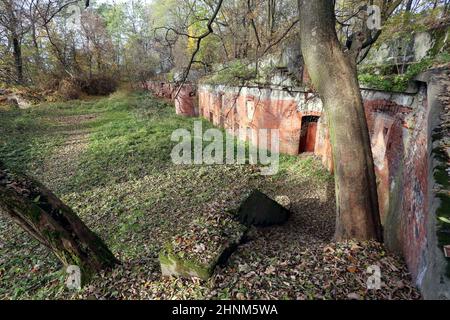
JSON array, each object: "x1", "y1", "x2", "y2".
[{"x1": 33, "y1": 114, "x2": 96, "y2": 192}]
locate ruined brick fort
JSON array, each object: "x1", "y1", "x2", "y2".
[{"x1": 144, "y1": 28, "x2": 450, "y2": 299}]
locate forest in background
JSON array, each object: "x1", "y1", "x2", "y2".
[
  {"x1": 0, "y1": 0, "x2": 449, "y2": 301},
  {"x1": 0, "y1": 0, "x2": 449, "y2": 102}
]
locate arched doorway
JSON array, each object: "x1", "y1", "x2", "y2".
[{"x1": 299, "y1": 116, "x2": 320, "y2": 153}]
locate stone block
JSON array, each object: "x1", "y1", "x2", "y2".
[
  {"x1": 160, "y1": 214, "x2": 248, "y2": 280},
  {"x1": 238, "y1": 190, "x2": 291, "y2": 227}
]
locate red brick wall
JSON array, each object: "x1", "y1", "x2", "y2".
[
  {"x1": 146, "y1": 81, "x2": 432, "y2": 285},
  {"x1": 145, "y1": 82, "x2": 198, "y2": 117},
  {"x1": 397, "y1": 92, "x2": 430, "y2": 281},
  {"x1": 174, "y1": 84, "x2": 198, "y2": 117},
  {"x1": 364, "y1": 100, "x2": 413, "y2": 224},
  {"x1": 197, "y1": 85, "x2": 424, "y2": 244},
  {"x1": 198, "y1": 87, "x2": 320, "y2": 156}
]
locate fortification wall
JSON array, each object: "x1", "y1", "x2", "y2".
[{"x1": 144, "y1": 77, "x2": 449, "y2": 298}]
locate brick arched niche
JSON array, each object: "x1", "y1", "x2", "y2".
[
  {"x1": 223, "y1": 94, "x2": 239, "y2": 134},
  {"x1": 174, "y1": 84, "x2": 198, "y2": 117},
  {"x1": 214, "y1": 92, "x2": 225, "y2": 126},
  {"x1": 364, "y1": 99, "x2": 410, "y2": 224}
]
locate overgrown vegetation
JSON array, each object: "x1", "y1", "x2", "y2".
[
  {"x1": 357, "y1": 4, "x2": 450, "y2": 92},
  {"x1": 359, "y1": 52, "x2": 450, "y2": 91},
  {"x1": 201, "y1": 60, "x2": 257, "y2": 86},
  {"x1": 0, "y1": 91, "x2": 420, "y2": 300}
]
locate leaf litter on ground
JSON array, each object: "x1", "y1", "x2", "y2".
[{"x1": 0, "y1": 91, "x2": 421, "y2": 300}]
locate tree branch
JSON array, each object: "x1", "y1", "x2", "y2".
[{"x1": 174, "y1": 0, "x2": 224, "y2": 98}]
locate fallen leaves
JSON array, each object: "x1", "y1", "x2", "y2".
[
  {"x1": 265, "y1": 266, "x2": 276, "y2": 275},
  {"x1": 347, "y1": 266, "x2": 358, "y2": 273},
  {"x1": 0, "y1": 92, "x2": 422, "y2": 300}
]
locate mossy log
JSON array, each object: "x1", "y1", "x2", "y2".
[{"x1": 0, "y1": 162, "x2": 118, "y2": 282}]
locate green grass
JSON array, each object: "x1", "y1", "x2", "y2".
[
  {"x1": 0, "y1": 90, "x2": 337, "y2": 300},
  {"x1": 0, "y1": 109, "x2": 61, "y2": 172},
  {"x1": 277, "y1": 154, "x2": 333, "y2": 183},
  {"x1": 1, "y1": 90, "x2": 331, "y2": 188}
]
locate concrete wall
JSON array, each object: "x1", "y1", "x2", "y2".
[{"x1": 363, "y1": 25, "x2": 449, "y2": 66}]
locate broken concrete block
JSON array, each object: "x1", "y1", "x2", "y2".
[
  {"x1": 238, "y1": 190, "x2": 291, "y2": 227},
  {"x1": 159, "y1": 214, "x2": 248, "y2": 280},
  {"x1": 159, "y1": 189, "x2": 290, "y2": 280},
  {"x1": 159, "y1": 245, "x2": 215, "y2": 280}
]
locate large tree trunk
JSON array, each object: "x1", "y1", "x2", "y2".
[
  {"x1": 298, "y1": 0, "x2": 382, "y2": 241},
  {"x1": 12, "y1": 35, "x2": 23, "y2": 84},
  {"x1": 3, "y1": 0, "x2": 24, "y2": 84},
  {"x1": 31, "y1": 21, "x2": 43, "y2": 72},
  {"x1": 0, "y1": 162, "x2": 118, "y2": 282}
]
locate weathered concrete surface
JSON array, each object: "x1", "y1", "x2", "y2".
[
  {"x1": 159, "y1": 213, "x2": 248, "y2": 280},
  {"x1": 159, "y1": 190, "x2": 291, "y2": 280},
  {"x1": 362, "y1": 25, "x2": 450, "y2": 66},
  {"x1": 159, "y1": 226, "x2": 247, "y2": 280},
  {"x1": 409, "y1": 69, "x2": 450, "y2": 299}
]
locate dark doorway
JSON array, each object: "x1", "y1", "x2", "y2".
[{"x1": 299, "y1": 116, "x2": 319, "y2": 153}]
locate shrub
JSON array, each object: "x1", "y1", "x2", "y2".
[
  {"x1": 58, "y1": 79, "x2": 82, "y2": 100},
  {"x1": 358, "y1": 53, "x2": 450, "y2": 92},
  {"x1": 78, "y1": 75, "x2": 118, "y2": 96}
]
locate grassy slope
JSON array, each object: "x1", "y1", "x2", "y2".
[{"x1": 0, "y1": 91, "x2": 419, "y2": 300}]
